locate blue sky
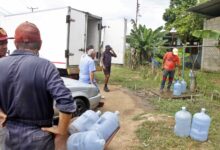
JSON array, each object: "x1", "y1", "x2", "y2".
[{"x1": 0, "y1": 0, "x2": 170, "y2": 29}]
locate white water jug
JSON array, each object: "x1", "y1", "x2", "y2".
[
  {"x1": 90, "y1": 111, "x2": 120, "y2": 141},
  {"x1": 173, "y1": 80, "x2": 182, "y2": 96},
  {"x1": 174, "y1": 107, "x2": 192, "y2": 137},
  {"x1": 67, "y1": 130, "x2": 105, "y2": 150},
  {"x1": 69, "y1": 110, "x2": 101, "y2": 134},
  {"x1": 190, "y1": 108, "x2": 211, "y2": 142}
]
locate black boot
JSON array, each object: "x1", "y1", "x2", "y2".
[{"x1": 104, "y1": 85, "x2": 110, "y2": 92}]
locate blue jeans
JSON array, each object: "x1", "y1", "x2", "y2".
[{"x1": 5, "y1": 121, "x2": 54, "y2": 150}]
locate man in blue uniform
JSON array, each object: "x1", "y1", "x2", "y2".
[
  {"x1": 79, "y1": 47, "x2": 99, "y2": 91},
  {"x1": 0, "y1": 21, "x2": 76, "y2": 150},
  {"x1": 79, "y1": 48, "x2": 96, "y2": 84}
]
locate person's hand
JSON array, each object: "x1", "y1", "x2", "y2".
[
  {"x1": 102, "y1": 65, "x2": 105, "y2": 70},
  {"x1": 0, "y1": 111, "x2": 7, "y2": 127},
  {"x1": 41, "y1": 125, "x2": 63, "y2": 135},
  {"x1": 42, "y1": 126, "x2": 68, "y2": 150}
]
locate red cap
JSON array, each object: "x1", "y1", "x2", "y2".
[
  {"x1": 0, "y1": 28, "x2": 8, "y2": 41},
  {"x1": 15, "y1": 21, "x2": 41, "y2": 43}
]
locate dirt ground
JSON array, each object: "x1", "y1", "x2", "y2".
[{"x1": 98, "y1": 85, "x2": 151, "y2": 150}]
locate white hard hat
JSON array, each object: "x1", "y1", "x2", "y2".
[{"x1": 172, "y1": 48, "x2": 178, "y2": 55}]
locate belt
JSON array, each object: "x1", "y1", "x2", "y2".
[{"x1": 6, "y1": 118, "x2": 53, "y2": 127}]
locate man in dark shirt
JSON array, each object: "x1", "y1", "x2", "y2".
[
  {"x1": 101, "y1": 45, "x2": 117, "y2": 92},
  {"x1": 0, "y1": 21, "x2": 76, "y2": 149}
]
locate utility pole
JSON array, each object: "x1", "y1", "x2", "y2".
[
  {"x1": 27, "y1": 7, "x2": 38, "y2": 12},
  {"x1": 135, "y1": 0, "x2": 140, "y2": 25}
]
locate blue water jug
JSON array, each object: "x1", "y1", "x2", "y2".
[
  {"x1": 69, "y1": 110, "x2": 101, "y2": 134},
  {"x1": 181, "y1": 79, "x2": 187, "y2": 93},
  {"x1": 174, "y1": 107, "x2": 192, "y2": 137},
  {"x1": 173, "y1": 80, "x2": 182, "y2": 96},
  {"x1": 67, "y1": 130, "x2": 105, "y2": 150},
  {"x1": 190, "y1": 108, "x2": 211, "y2": 142},
  {"x1": 90, "y1": 111, "x2": 120, "y2": 141}
]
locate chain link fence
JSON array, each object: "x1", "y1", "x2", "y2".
[{"x1": 125, "y1": 45, "x2": 220, "y2": 72}]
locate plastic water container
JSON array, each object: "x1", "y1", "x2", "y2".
[
  {"x1": 90, "y1": 111, "x2": 120, "y2": 141},
  {"x1": 173, "y1": 80, "x2": 182, "y2": 96},
  {"x1": 181, "y1": 79, "x2": 187, "y2": 93},
  {"x1": 174, "y1": 107, "x2": 192, "y2": 137},
  {"x1": 67, "y1": 130, "x2": 105, "y2": 150},
  {"x1": 190, "y1": 108, "x2": 211, "y2": 142},
  {"x1": 69, "y1": 110, "x2": 101, "y2": 134}
]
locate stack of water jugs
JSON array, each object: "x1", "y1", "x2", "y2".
[
  {"x1": 173, "y1": 79, "x2": 187, "y2": 96},
  {"x1": 174, "y1": 107, "x2": 211, "y2": 142},
  {"x1": 67, "y1": 110, "x2": 120, "y2": 150}
]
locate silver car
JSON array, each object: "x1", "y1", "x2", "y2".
[{"x1": 62, "y1": 77, "x2": 101, "y2": 116}]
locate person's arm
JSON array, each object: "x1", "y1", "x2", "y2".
[
  {"x1": 42, "y1": 112, "x2": 72, "y2": 135},
  {"x1": 89, "y1": 60, "x2": 96, "y2": 84},
  {"x1": 177, "y1": 57, "x2": 181, "y2": 77},
  {"x1": 162, "y1": 53, "x2": 167, "y2": 70},
  {"x1": 100, "y1": 52, "x2": 105, "y2": 69},
  {"x1": 110, "y1": 49, "x2": 117, "y2": 57},
  {"x1": 42, "y1": 62, "x2": 76, "y2": 134},
  {"x1": 42, "y1": 62, "x2": 76, "y2": 149},
  {"x1": 90, "y1": 71, "x2": 95, "y2": 84},
  {"x1": 42, "y1": 111, "x2": 72, "y2": 150}
]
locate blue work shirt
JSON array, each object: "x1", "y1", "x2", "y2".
[
  {"x1": 0, "y1": 50, "x2": 75, "y2": 126},
  {"x1": 79, "y1": 55, "x2": 96, "y2": 84}
]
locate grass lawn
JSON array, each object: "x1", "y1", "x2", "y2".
[{"x1": 96, "y1": 66, "x2": 220, "y2": 150}]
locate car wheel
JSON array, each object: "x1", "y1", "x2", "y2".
[{"x1": 74, "y1": 98, "x2": 88, "y2": 116}]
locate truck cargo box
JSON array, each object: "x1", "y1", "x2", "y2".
[{"x1": 0, "y1": 7, "x2": 102, "y2": 75}]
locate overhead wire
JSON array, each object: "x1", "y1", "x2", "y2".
[{"x1": 0, "y1": 6, "x2": 12, "y2": 15}]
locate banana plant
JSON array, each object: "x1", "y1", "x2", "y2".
[
  {"x1": 192, "y1": 29, "x2": 220, "y2": 48},
  {"x1": 127, "y1": 20, "x2": 167, "y2": 65}
]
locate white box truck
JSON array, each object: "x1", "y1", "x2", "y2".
[
  {"x1": 102, "y1": 18, "x2": 127, "y2": 65},
  {"x1": 0, "y1": 7, "x2": 102, "y2": 76}
]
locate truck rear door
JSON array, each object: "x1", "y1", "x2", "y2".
[{"x1": 67, "y1": 8, "x2": 87, "y2": 66}]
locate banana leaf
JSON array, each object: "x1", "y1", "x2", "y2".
[{"x1": 192, "y1": 30, "x2": 220, "y2": 40}]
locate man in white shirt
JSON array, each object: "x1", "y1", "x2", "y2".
[{"x1": 79, "y1": 48, "x2": 99, "y2": 91}]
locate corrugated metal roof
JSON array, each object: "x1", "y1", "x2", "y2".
[{"x1": 188, "y1": 0, "x2": 220, "y2": 17}]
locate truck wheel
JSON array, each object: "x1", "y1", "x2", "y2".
[{"x1": 74, "y1": 98, "x2": 88, "y2": 116}]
